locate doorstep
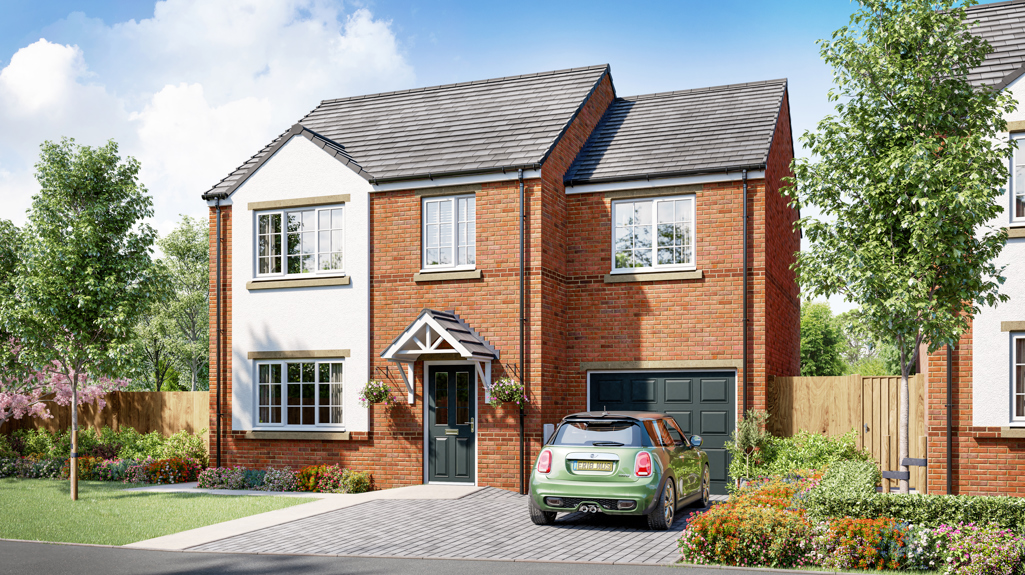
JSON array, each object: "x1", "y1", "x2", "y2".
[{"x1": 123, "y1": 483, "x2": 484, "y2": 551}]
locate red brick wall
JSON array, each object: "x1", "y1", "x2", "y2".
[
  {"x1": 207, "y1": 204, "x2": 232, "y2": 466},
  {"x1": 925, "y1": 322, "x2": 1025, "y2": 496},
  {"x1": 762, "y1": 88, "x2": 801, "y2": 401}
]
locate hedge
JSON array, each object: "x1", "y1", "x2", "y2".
[{"x1": 805, "y1": 492, "x2": 1025, "y2": 534}]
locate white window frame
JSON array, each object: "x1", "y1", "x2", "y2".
[
  {"x1": 1013, "y1": 334, "x2": 1025, "y2": 423},
  {"x1": 421, "y1": 194, "x2": 475, "y2": 272},
  {"x1": 253, "y1": 204, "x2": 345, "y2": 279},
  {"x1": 253, "y1": 359, "x2": 346, "y2": 430},
  {"x1": 1012, "y1": 134, "x2": 1025, "y2": 224},
  {"x1": 610, "y1": 194, "x2": 697, "y2": 274}
]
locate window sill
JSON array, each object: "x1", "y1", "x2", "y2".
[
  {"x1": 1006, "y1": 226, "x2": 1025, "y2": 239},
  {"x1": 247, "y1": 276, "x2": 350, "y2": 290},
  {"x1": 1000, "y1": 427, "x2": 1025, "y2": 438},
  {"x1": 604, "y1": 270, "x2": 702, "y2": 283},
  {"x1": 245, "y1": 430, "x2": 350, "y2": 440},
  {"x1": 413, "y1": 269, "x2": 482, "y2": 282}
]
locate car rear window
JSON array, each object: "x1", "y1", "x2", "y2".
[{"x1": 550, "y1": 421, "x2": 652, "y2": 447}]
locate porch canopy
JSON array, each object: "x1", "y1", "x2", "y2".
[{"x1": 380, "y1": 309, "x2": 498, "y2": 404}]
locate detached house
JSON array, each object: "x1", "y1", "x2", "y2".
[
  {"x1": 202, "y1": 64, "x2": 799, "y2": 495},
  {"x1": 923, "y1": 0, "x2": 1025, "y2": 497}
]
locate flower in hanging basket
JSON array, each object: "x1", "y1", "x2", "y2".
[
  {"x1": 487, "y1": 378, "x2": 527, "y2": 408},
  {"x1": 358, "y1": 380, "x2": 395, "y2": 408}
]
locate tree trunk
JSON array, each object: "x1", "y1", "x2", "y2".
[
  {"x1": 899, "y1": 372, "x2": 910, "y2": 494},
  {"x1": 70, "y1": 372, "x2": 78, "y2": 501},
  {"x1": 191, "y1": 368, "x2": 197, "y2": 392}
]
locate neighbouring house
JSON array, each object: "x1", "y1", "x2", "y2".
[
  {"x1": 201, "y1": 64, "x2": 799, "y2": 495},
  {"x1": 922, "y1": 0, "x2": 1025, "y2": 497}
]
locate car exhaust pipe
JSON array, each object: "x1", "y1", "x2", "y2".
[{"x1": 579, "y1": 504, "x2": 600, "y2": 513}]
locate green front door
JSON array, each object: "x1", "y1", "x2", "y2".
[
  {"x1": 428, "y1": 365, "x2": 475, "y2": 483},
  {"x1": 589, "y1": 371, "x2": 735, "y2": 495}
]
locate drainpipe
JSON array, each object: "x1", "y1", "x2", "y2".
[
  {"x1": 215, "y1": 198, "x2": 222, "y2": 469},
  {"x1": 946, "y1": 345, "x2": 953, "y2": 495},
  {"x1": 741, "y1": 170, "x2": 749, "y2": 415},
  {"x1": 518, "y1": 169, "x2": 526, "y2": 495}
]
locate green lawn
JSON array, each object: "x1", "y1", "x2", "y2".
[{"x1": 0, "y1": 478, "x2": 316, "y2": 545}]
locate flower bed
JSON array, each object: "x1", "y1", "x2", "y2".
[{"x1": 196, "y1": 464, "x2": 371, "y2": 494}]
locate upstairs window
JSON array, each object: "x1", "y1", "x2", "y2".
[
  {"x1": 256, "y1": 205, "x2": 344, "y2": 277},
  {"x1": 422, "y1": 195, "x2": 475, "y2": 270},
  {"x1": 612, "y1": 195, "x2": 695, "y2": 272},
  {"x1": 1013, "y1": 134, "x2": 1025, "y2": 222}
]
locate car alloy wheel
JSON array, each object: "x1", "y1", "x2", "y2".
[
  {"x1": 662, "y1": 481, "x2": 674, "y2": 526},
  {"x1": 701, "y1": 466, "x2": 710, "y2": 507}
]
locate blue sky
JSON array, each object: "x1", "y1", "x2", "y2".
[{"x1": 0, "y1": 0, "x2": 1005, "y2": 311}]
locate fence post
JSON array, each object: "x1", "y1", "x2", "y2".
[{"x1": 882, "y1": 435, "x2": 891, "y2": 493}]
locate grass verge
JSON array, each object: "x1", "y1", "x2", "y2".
[{"x1": 0, "y1": 478, "x2": 315, "y2": 546}]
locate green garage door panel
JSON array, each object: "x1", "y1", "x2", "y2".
[{"x1": 589, "y1": 371, "x2": 735, "y2": 495}]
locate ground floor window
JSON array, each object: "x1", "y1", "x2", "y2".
[
  {"x1": 1014, "y1": 335, "x2": 1024, "y2": 421},
  {"x1": 257, "y1": 360, "x2": 344, "y2": 428}
]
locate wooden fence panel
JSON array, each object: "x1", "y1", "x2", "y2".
[
  {"x1": 768, "y1": 374, "x2": 926, "y2": 492},
  {"x1": 0, "y1": 392, "x2": 209, "y2": 444}
]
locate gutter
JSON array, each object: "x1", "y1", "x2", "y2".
[
  {"x1": 519, "y1": 169, "x2": 526, "y2": 495},
  {"x1": 370, "y1": 163, "x2": 542, "y2": 187},
  {"x1": 564, "y1": 164, "x2": 767, "y2": 188},
  {"x1": 215, "y1": 198, "x2": 223, "y2": 468}
]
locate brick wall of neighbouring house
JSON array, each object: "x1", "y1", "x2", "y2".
[
  {"x1": 207, "y1": 204, "x2": 232, "y2": 466},
  {"x1": 925, "y1": 323, "x2": 1025, "y2": 496},
  {"x1": 761, "y1": 89, "x2": 801, "y2": 407}
]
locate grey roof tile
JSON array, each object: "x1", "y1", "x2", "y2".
[
  {"x1": 204, "y1": 65, "x2": 610, "y2": 198},
  {"x1": 965, "y1": 0, "x2": 1025, "y2": 88},
  {"x1": 564, "y1": 79, "x2": 787, "y2": 186}
]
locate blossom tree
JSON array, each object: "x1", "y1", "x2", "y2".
[{"x1": 0, "y1": 362, "x2": 128, "y2": 429}]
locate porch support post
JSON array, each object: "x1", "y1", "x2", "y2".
[
  {"x1": 391, "y1": 360, "x2": 416, "y2": 405},
  {"x1": 476, "y1": 360, "x2": 492, "y2": 403}
]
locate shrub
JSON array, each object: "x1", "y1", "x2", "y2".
[
  {"x1": 728, "y1": 430, "x2": 873, "y2": 483},
  {"x1": 124, "y1": 461, "x2": 151, "y2": 483},
  {"x1": 261, "y1": 468, "x2": 297, "y2": 492},
  {"x1": 12, "y1": 428, "x2": 59, "y2": 457},
  {"x1": 813, "y1": 517, "x2": 909, "y2": 571},
  {"x1": 724, "y1": 410, "x2": 770, "y2": 480},
  {"x1": 816, "y1": 459, "x2": 880, "y2": 498},
  {"x1": 0, "y1": 435, "x2": 17, "y2": 457},
  {"x1": 143, "y1": 457, "x2": 202, "y2": 484},
  {"x1": 0, "y1": 457, "x2": 17, "y2": 478},
  {"x1": 160, "y1": 430, "x2": 208, "y2": 466},
  {"x1": 296, "y1": 465, "x2": 328, "y2": 492},
  {"x1": 805, "y1": 492, "x2": 1025, "y2": 534},
  {"x1": 197, "y1": 467, "x2": 248, "y2": 490},
  {"x1": 59, "y1": 456, "x2": 101, "y2": 480},
  {"x1": 732, "y1": 472, "x2": 822, "y2": 510},
  {"x1": 311, "y1": 465, "x2": 372, "y2": 494},
  {"x1": 117, "y1": 429, "x2": 167, "y2": 461},
  {"x1": 935, "y1": 522, "x2": 1025, "y2": 575},
  {"x1": 243, "y1": 468, "x2": 266, "y2": 489},
  {"x1": 344, "y1": 469, "x2": 371, "y2": 494},
  {"x1": 15, "y1": 456, "x2": 64, "y2": 479},
  {"x1": 93, "y1": 459, "x2": 140, "y2": 482},
  {"x1": 678, "y1": 503, "x2": 817, "y2": 568}
]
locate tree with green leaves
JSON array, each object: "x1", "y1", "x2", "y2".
[
  {"x1": 785, "y1": 0, "x2": 1014, "y2": 493},
  {"x1": 9, "y1": 138, "x2": 156, "y2": 500},
  {"x1": 159, "y1": 216, "x2": 210, "y2": 392},
  {"x1": 800, "y1": 301, "x2": 846, "y2": 376}
]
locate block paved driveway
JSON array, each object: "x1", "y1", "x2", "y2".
[{"x1": 190, "y1": 487, "x2": 716, "y2": 565}]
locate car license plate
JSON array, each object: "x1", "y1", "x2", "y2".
[{"x1": 573, "y1": 460, "x2": 613, "y2": 472}]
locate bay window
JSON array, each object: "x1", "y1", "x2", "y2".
[
  {"x1": 612, "y1": 195, "x2": 695, "y2": 272},
  {"x1": 256, "y1": 205, "x2": 344, "y2": 277},
  {"x1": 257, "y1": 360, "x2": 344, "y2": 428}
]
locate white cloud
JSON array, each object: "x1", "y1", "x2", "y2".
[{"x1": 0, "y1": 0, "x2": 414, "y2": 229}]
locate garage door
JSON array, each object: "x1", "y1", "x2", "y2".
[{"x1": 588, "y1": 371, "x2": 735, "y2": 495}]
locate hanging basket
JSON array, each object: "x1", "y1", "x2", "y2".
[
  {"x1": 487, "y1": 378, "x2": 527, "y2": 408},
  {"x1": 358, "y1": 380, "x2": 395, "y2": 408}
]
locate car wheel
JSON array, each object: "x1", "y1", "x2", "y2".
[
  {"x1": 529, "y1": 495, "x2": 556, "y2": 526},
  {"x1": 647, "y1": 479, "x2": 675, "y2": 530},
  {"x1": 691, "y1": 465, "x2": 710, "y2": 508}
]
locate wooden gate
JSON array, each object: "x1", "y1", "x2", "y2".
[{"x1": 767, "y1": 374, "x2": 927, "y2": 493}]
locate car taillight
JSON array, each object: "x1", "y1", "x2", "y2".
[
  {"x1": 537, "y1": 449, "x2": 552, "y2": 474},
  {"x1": 635, "y1": 451, "x2": 652, "y2": 477}
]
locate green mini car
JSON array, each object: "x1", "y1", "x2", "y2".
[{"x1": 528, "y1": 411, "x2": 710, "y2": 530}]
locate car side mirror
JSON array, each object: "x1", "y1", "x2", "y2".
[{"x1": 690, "y1": 435, "x2": 702, "y2": 448}]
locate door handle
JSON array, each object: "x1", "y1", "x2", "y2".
[{"x1": 470, "y1": 417, "x2": 474, "y2": 433}]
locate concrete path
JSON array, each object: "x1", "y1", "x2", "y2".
[
  {"x1": 186, "y1": 487, "x2": 702, "y2": 565},
  {"x1": 125, "y1": 483, "x2": 483, "y2": 551}
]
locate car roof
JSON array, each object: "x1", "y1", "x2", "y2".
[{"x1": 561, "y1": 411, "x2": 666, "y2": 422}]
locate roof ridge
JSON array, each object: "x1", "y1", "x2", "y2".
[
  {"x1": 966, "y1": 0, "x2": 1025, "y2": 12},
  {"x1": 621, "y1": 78, "x2": 788, "y2": 101},
  {"x1": 318, "y1": 64, "x2": 610, "y2": 105}
]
